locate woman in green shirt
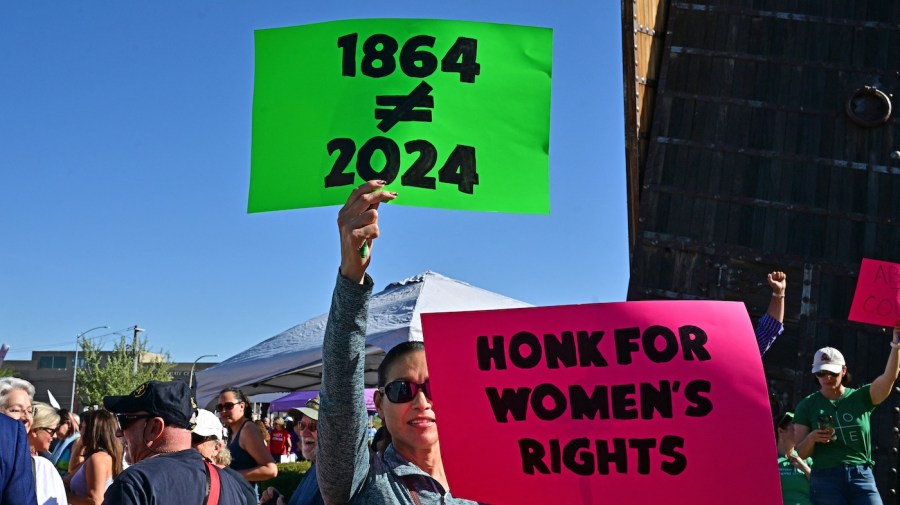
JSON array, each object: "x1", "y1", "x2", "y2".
[{"x1": 793, "y1": 326, "x2": 900, "y2": 505}]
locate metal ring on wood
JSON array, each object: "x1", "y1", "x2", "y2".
[{"x1": 845, "y1": 86, "x2": 892, "y2": 128}]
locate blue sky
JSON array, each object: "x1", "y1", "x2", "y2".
[{"x1": 0, "y1": 1, "x2": 629, "y2": 363}]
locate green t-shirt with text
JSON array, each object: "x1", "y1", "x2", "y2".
[
  {"x1": 778, "y1": 452, "x2": 812, "y2": 505},
  {"x1": 794, "y1": 385, "x2": 876, "y2": 469}
]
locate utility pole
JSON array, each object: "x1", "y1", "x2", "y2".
[{"x1": 132, "y1": 325, "x2": 144, "y2": 373}]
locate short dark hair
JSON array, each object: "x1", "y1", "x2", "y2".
[{"x1": 377, "y1": 341, "x2": 425, "y2": 387}]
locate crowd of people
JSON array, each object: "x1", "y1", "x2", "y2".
[
  {"x1": 0, "y1": 374, "x2": 336, "y2": 505},
  {"x1": 1, "y1": 182, "x2": 898, "y2": 505}
]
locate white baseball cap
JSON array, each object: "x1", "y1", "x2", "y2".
[
  {"x1": 192, "y1": 408, "x2": 225, "y2": 439},
  {"x1": 812, "y1": 347, "x2": 846, "y2": 374}
]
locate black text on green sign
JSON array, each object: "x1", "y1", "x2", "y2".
[
  {"x1": 324, "y1": 137, "x2": 478, "y2": 194},
  {"x1": 337, "y1": 33, "x2": 480, "y2": 82}
]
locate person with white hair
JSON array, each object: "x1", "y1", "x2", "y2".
[
  {"x1": 0, "y1": 388, "x2": 37, "y2": 505},
  {"x1": 0, "y1": 377, "x2": 36, "y2": 429},
  {"x1": 191, "y1": 408, "x2": 256, "y2": 505},
  {"x1": 259, "y1": 397, "x2": 323, "y2": 505}
]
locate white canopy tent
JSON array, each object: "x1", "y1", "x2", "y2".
[{"x1": 195, "y1": 271, "x2": 531, "y2": 408}]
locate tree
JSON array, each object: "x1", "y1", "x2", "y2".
[
  {"x1": 77, "y1": 335, "x2": 174, "y2": 407},
  {"x1": 0, "y1": 364, "x2": 19, "y2": 378}
]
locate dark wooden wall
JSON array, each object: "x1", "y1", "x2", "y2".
[{"x1": 624, "y1": 1, "x2": 900, "y2": 498}]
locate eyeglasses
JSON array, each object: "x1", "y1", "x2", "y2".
[
  {"x1": 815, "y1": 371, "x2": 839, "y2": 378},
  {"x1": 4, "y1": 406, "x2": 35, "y2": 416},
  {"x1": 297, "y1": 420, "x2": 318, "y2": 433},
  {"x1": 379, "y1": 379, "x2": 432, "y2": 403},
  {"x1": 215, "y1": 401, "x2": 243, "y2": 412},
  {"x1": 115, "y1": 414, "x2": 153, "y2": 430},
  {"x1": 35, "y1": 427, "x2": 57, "y2": 437}
]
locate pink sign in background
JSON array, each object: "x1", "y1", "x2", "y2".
[
  {"x1": 848, "y1": 258, "x2": 900, "y2": 327},
  {"x1": 422, "y1": 301, "x2": 780, "y2": 505}
]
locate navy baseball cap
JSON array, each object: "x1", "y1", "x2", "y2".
[{"x1": 104, "y1": 381, "x2": 197, "y2": 429}]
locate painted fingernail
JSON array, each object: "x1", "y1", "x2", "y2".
[{"x1": 377, "y1": 180, "x2": 387, "y2": 185}]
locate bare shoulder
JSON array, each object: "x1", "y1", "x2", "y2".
[{"x1": 87, "y1": 451, "x2": 113, "y2": 466}]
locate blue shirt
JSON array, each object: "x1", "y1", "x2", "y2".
[
  {"x1": 103, "y1": 449, "x2": 250, "y2": 505},
  {"x1": 0, "y1": 414, "x2": 37, "y2": 505},
  {"x1": 755, "y1": 313, "x2": 784, "y2": 355},
  {"x1": 287, "y1": 463, "x2": 323, "y2": 505}
]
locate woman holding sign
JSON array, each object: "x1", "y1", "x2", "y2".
[
  {"x1": 317, "y1": 181, "x2": 479, "y2": 505},
  {"x1": 793, "y1": 326, "x2": 900, "y2": 505}
]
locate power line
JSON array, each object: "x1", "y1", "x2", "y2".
[{"x1": 1, "y1": 326, "x2": 141, "y2": 353}]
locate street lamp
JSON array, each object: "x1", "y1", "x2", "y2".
[
  {"x1": 189, "y1": 354, "x2": 218, "y2": 389},
  {"x1": 131, "y1": 326, "x2": 145, "y2": 373},
  {"x1": 70, "y1": 325, "x2": 109, "y2": 410}
]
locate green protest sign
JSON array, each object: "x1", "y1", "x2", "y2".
[{"x1": 248, "y1": 18, "x2": 552, "y2": 214}]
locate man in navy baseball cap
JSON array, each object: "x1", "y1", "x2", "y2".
[
  {"x1": 104, "y1": 380, "x2": 196, "y2": 430},
  {"x1": 101, "y1": 381, "x2": 251, "y2": 505}
]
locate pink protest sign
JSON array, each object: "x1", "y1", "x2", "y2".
[
  {"x1": 421, "y1": 301, "x2": 780, "y2": 505},
  {"x1": 848, "y1": 258, "x2": 900, "y2": 327}
]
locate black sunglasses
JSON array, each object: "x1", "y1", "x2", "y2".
[
  {"x1": 116, "y1": 414, "x2": 153, "y2": 430},
  {"x1": 815, "y1": 371, "x2": 839, "y2": 378},
  {"x1": 35, "y1": 426, "x2": 57, "y2": 437},
  {"x1": 379, "y1": 379, "x2": 432, "y2": 403},
  {"x1": 215, "y1": 401, "x2": 243, "y2": 412}
]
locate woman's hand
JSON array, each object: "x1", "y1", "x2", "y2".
[
  {"x1": 337, "y1": 180, "x2": 397, "y2": 284},
  {"x1": 767, "y1": 271, "x2": 786, "y2": 295},
  {"x1": 808, "y1": 428, "x2": 834, "y2": 444},
  {"x1": 871, "y1": 324, "x2": 900, "y2": 405}
]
